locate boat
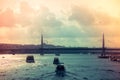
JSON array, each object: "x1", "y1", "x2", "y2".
[
  {"x1": 55, "y1": 64, "x2": 66, "y2": 77},
  {"x1": 98, "y1": 55, "x2": 109, "y2": 59},
  {"x1": 26, "y1": 55, "x2": 35, "y2": 63},
  {"x1": 55, "y1": 53, "x2": 60, "y2": 56},
  {"x1": 110, "y1": 55, "x2": 120, "y2": 62},
  {"x1": 53, "y1": 57, "x2": 60, "y2": 65}
]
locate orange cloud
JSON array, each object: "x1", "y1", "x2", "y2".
[{"x1": 0, "y1": 8, "x2": 16, "y2": 27}]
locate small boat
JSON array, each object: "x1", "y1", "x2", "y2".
[
  {"x1": 98, "y1": 55, "x2": 109, "y2": 59},
  {"x1": 26, "y1": 55, "x2": 35, "y2": 63},
  {"x1": 53, "y1": 57, "x2": 60, "y2": 65},
  {"x1": 98, "y1": 53, "x2": 109, "y2": 59},
  {"x1": 55, "y1": 64, "x2": 66, "y2": 77},
  {"x1": 110, "y1": 56, "x2": 120, "y2": 62},
  {"x1": 55, "y1": 53, "x2": 60, "y2": 56}
]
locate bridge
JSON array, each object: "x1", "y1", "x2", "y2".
[
  {"x1": 0, "y1": 47, "x2": 120, "y2": 54},
  {"x1": 0, "y1": 33, "x2": 120, "y2": 54}
]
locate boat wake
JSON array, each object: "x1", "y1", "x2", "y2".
[{"x1": 40, "y1": 71, "x2": 80, "y2": 80}]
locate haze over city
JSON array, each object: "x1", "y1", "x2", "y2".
[{"x1": 0, "y1": 0, "x2": 120, "y2": 47}]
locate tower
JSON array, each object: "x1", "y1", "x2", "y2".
[
  {"x1": 40, "y1": 33, "x2": 44, "y2": 55},
  {"x1": 102, "y1": 33, "x2": 105, "y2": 56},
  {"x1": 102, "y1": 33, "x2": 105, "y2": 49},
  {"x1": 98, "y1": 33, "x2": 109, "y2": 58}
]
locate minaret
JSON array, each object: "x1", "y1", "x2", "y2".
[{"x1": 40, "y1": 33, "x2": 44, "y2": 55}]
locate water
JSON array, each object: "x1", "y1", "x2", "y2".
[{"x1": 0, "y1": 54, "x2": 120, "y2": 80}]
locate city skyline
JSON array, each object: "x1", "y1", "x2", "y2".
[{"x1": 0, "y1": 0, "x2": 120, "y2": 47}]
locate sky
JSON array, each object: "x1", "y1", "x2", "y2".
[{"x1": 0, "y1": 0, "x2": 120, "y2": 47}]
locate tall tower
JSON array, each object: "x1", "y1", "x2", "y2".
[
  {"x1": 40, "y1": 33, "x2": 44, "y2": 55},
  {"x1": 98, "y1": 33, "x2": 109, "y2": 58},
  {"x1": 102, "y1": 33, "x2": 105, "y2": 56}
]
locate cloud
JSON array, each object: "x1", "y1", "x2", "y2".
[
  {"x1": 35, "y1": 7, "x2": 62, "y2": 28},
  {"x1": 16, "y1": 1, "x2": 36, "y2": 27},
  {"x1": 31, "y1": 6, "x2": 63, "y2": 37},
  {"x1": 0, "y1": 1, "x2": 120, "y2": 47},
  {"x1": 20, "y1": 1, "x2": 35, "y2": 15},
  {"x1": 68, "y1": 5, "x2": 120, "y2": 37},
  {"x1": 69, "y1": 5, "x2": 95, "y2": 26},
  {"x1": 28, "y1": 5, "x2": 102, "y2": 39},
  {"x1": 69, "y1": 5, "x2": 101, "y2": 37},
  {"x1": 0, "y1": 8, "x2": 16, "y2": 27},
  {"x1": 0, "y1": 1, "x2": 35, "y2": 27},
  {"x1": 32, "y1": 6, "x2": 86, "y2": 38}
]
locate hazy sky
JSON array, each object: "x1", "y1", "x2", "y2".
[{"x1": 0, "y1": 0, "x2": 120, "y2": 47}]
